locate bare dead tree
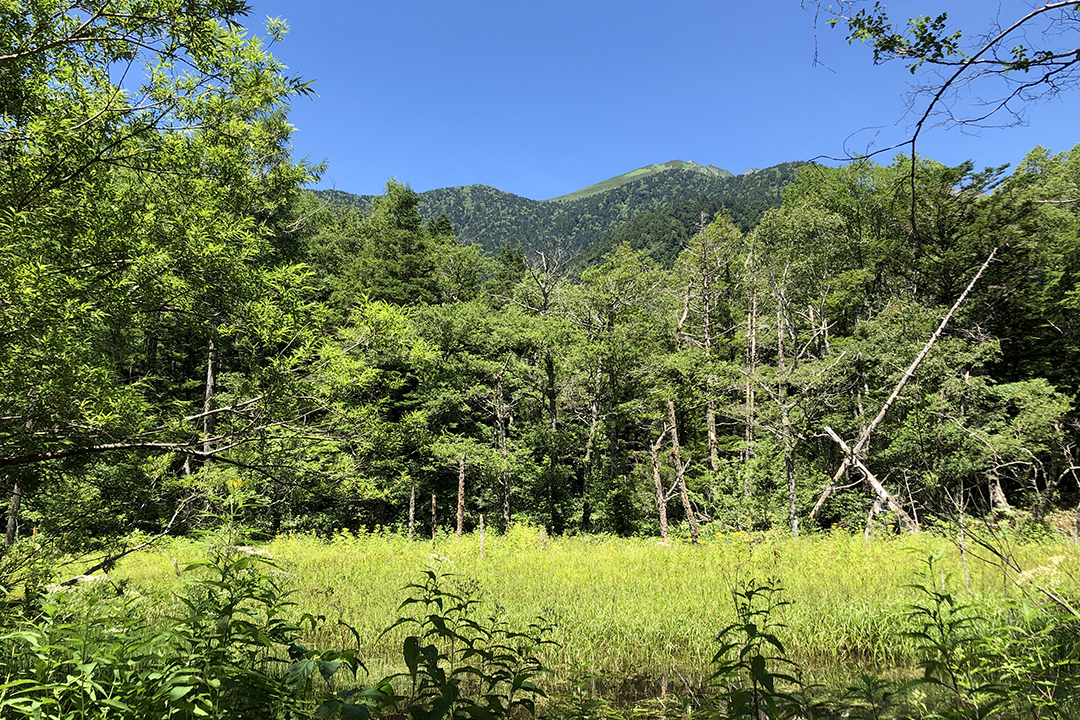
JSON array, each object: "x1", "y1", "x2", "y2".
[
  {"x1": 667, "y1": 398, "x2": 700, "y2": 545},
  {"x1": 493, "y1": 354, "x2": 514, "y2": 529},
  {"x1": 409, "y1": 486, "x2": 416, "y2": 540},
  {"x1": 811, "y1": 249, "x2": 998, "y2": 525},
  {"x1": 5, "y1": 482, "x2": 21, "y2": 547}
]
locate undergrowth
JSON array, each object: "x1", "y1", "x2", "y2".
[{"x1": 1, "y1": 526, "x2": 1077, "y2": 718}]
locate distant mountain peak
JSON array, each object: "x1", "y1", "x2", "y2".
[{"x1": 548, "y1": 160, "x2": 733, "y2": 202}]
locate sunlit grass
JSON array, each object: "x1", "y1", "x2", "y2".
[{"x1": 114, "y1": 524, "x2": 1080, "y2": 687}]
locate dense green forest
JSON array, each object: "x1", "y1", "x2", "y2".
[
  {"x1": 7, "y1": 114, "x2": 1080, "y2": 549},
  {"x1": 315, "y1": 160, "x2": 802, "y2": 257},
  {"x1": 295, "y1": 152, "x2": 1080, "y2": 541},
  {"x1": 2, "y1": 0, "x2": 1079, "y2": 557}
]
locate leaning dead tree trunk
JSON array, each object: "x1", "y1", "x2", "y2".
[
  {"x1": 823, "y1": 426, "x2": 920, "y2": 532},
  {"x1": 810, "y1": 248, "x2": 997, "y2": 526},
  {"x1": 667, "y1": 399, "x2": 700, "y2": 545}
]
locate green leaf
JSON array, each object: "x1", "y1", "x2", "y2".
[
  {"x1": 319, "y1": 658, "x2": 344, "y2": 682},
  {"x1": 286, "y1": 658, "x2": 318, "y2": 687},
  {"x1": 404, "y1": 635, "x2": 421, "y2": 676}
]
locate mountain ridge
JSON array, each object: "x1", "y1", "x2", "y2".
[
  {"x1": 546, "y1": 159, "x2": 735, "y2": 202},
  {"x1": 315, "y1": 160, "x2": 806, "y2": 261}
]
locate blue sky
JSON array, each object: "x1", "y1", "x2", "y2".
[{"x1": 248, "y1": 1, "x2": 1080, "y2": 200}]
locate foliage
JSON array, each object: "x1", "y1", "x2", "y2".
[
  {"x1": 813, "y1": 2, "x2": 1080, "y2": 162},
  {"x1": 377, "y1": 570, "x2": 555, "y2": 720},
  {"x1": 903, "y1": 551, "x2": 1080, "y2": 720},
  {"x1": 902, "y1": 554, "x2": 1008, "y2": 719},
  {"x1": 709, "y1": 578, "x2": 806, "y2": 719},
  {"x1": 0, "y1": 0, "x2": 345, "y2": 555},
  {"x1": 0, "y1": 534, "x2": 335, "y2": 719},
  {"x1": 0, "y1": 535, "x2": 564, "y2": 720},
  {"x1": 7, "y1": 0, "x2": 1080, "y2": 615}
]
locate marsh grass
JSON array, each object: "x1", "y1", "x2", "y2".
[{"x1": 111, "y1": 523, "x2": 1080, "y2": 695}]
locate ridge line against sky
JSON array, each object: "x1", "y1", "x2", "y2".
[{"x1": 250, "y1": 1, "x2": 1080, "y2": 201}]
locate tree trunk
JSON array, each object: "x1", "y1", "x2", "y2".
[
  {"x1": 990, "y1": 476, "x2": 1010, "y2": 510},
  {"x1": 706, "y1": 396, "x2": 719, "y2": 474},
  {"x1": 782, "y1": 407, "x2": 799, "y2": 537},
  {"x1": 667, "y1": 399, "x2": 699, "y2": 545},
  {"x1": 456, "y1": 453, "x2": 466, "y2": 538},
  {"x1": 1034, "y1": 464, "x2": 1059, "y2": 520},
  {"x1": 494, "y1": 356, "x2": 512, "y2": 530},
  {"x1": 545, "y1": 351, "x2": 557, "y2": 431},
  {"x1": 203, "y1": 332, "x2": 218, "y2": 456},
  {"x1": 408, "y1": 486, "x2": 415, "y2": 540},
  {"x1": 698, "y1": 221, "x2": 720, "y2": 476},
  {"x1": 777, "y1": 307, "x2": 799, "y2": 537},
  {"x1": 864, "y1": 498, "x2": 882, "y2": 539},
  {"x1": 431, "y1": 493, "x2": 437, "y2": 541},
  {"x1": 743, "y1": 250, "x2": 759, "y2": 499},
  {"x1": 651, "y1": 427, "x2": 670, "y2": 542},
  {"x1": 5, "y1": 482, "x2": 21, "y2": 547},
  {"x1": 580, "y1": 366, "x2": 602, "y2": 533}
]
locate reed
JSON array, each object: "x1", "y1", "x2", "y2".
[{"x1": 113, "y1": 523, "x2": 1080, "y2": 687}]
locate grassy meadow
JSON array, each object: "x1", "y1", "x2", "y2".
[{"x1": 112, "y1": 522, "x2": 1080, "y2": 696}]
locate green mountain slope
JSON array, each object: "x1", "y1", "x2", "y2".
[
  {"x1": 314, "y1": 161, "x2": 804, "y2": 259},
  {"x1": 575, "y1": 162, "x2": 804, "y2": 268},
  {"x1": 547, "y1": 159, "x2": 733, "y2": 202}
]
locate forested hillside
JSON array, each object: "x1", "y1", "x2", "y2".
[
  {"x1": 315, "y1": 161, "x2": 803, "y2": 257},
  {"x1": 297, "y1": 151, "x2": 1080, "y2": 541},
  {"x1": 547, "y1": 159, "x2": 733, "y2": 202}
]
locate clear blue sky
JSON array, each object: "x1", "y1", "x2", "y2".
[{"x1": 247, "y1": 1, "x2": 1080, "y2": 200}]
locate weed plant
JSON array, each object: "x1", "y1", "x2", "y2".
[
  {"x1": 0, "y1": 533, "x2": 333, "y2": 718},
  {"x1": 0, "y1": 532, "x2": 559, "y2": 720}
]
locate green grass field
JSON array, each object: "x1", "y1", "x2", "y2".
[{"x1": 113, "y1": 523, "x2": 1080, "y2": 696}]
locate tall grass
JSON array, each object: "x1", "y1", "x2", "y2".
[{"x1": 113, "y1": 524, "x2": 1080, "y2": 688}]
